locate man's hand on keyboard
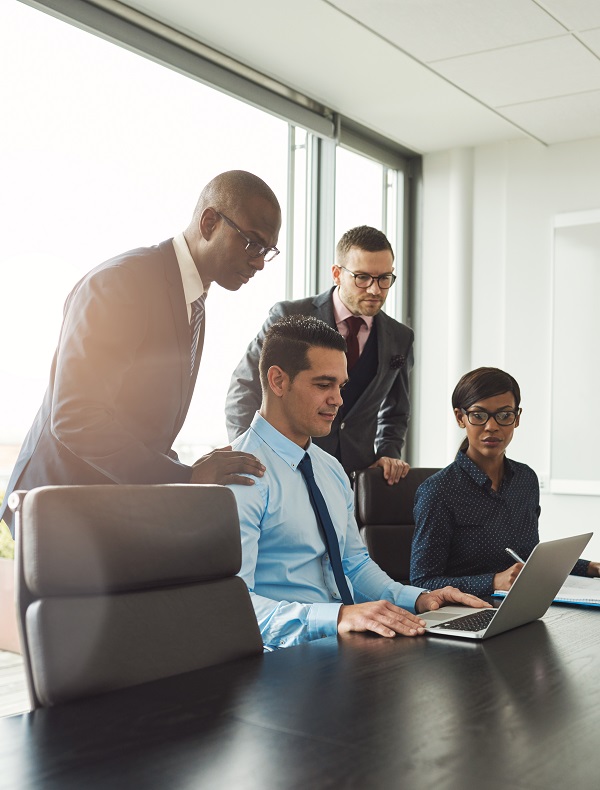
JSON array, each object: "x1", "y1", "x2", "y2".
[{"x1": 415, "y1": 586, "x2": 493, "y2": 614}]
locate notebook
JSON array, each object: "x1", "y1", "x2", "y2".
[
  {"x1": 494, "y1": 573, "x2": 600, "y2": 607},
  {"x1": 419, "y1": 532, "x2": 593, "y2": 640},
  {"x1": 554, "y1": 575, "x2": 600, "y2": 606}
]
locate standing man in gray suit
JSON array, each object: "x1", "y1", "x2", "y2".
[
  {"x1": 226, "y1": 226, "x2": 413, "y2": 484},
  {"x1": 1, "y1": 170, "x2": 281, "y2": 535}
]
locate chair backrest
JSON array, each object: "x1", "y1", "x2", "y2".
[
  {"x1": 10, "y1": 484, "x2": 262, "y2": 709},
  {"x1": 354, "y1": 468, "x2": 440, "y2": 583}
]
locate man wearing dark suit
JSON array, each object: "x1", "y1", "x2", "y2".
[
  {"x1": 1, "y1": 170, "x2": 281, "y2": 535},
  {"x1": 226, "y1": 226, "x2": 413, "y2": 484}
]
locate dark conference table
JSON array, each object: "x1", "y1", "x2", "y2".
[{"x1": 1, "y1": 604, "x2": 599, "y2": 790}]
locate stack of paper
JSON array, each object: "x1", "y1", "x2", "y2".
[{"x1": 553, "y1": 575, "x2": 600, "y2": 606}]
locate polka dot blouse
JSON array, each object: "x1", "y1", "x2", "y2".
[{"x1": 410, "y1": 451, "x2": 590, "y2": 596}]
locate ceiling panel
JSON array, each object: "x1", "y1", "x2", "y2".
[
  {"x1": 329, "y1": 0, "x2": 565, "y2": 62},
  {"x1": 537, "y1": 0, "x2": 600, "y2": 31},
  {"x1": 435, "y1": 36, "x2": 600, "y2": 107},
  {"x1": 500, "y1": 90, "x2": 600, "y2": 144},
  {"x1": 578, "y1": 27, "x2": 600, "y2": 56}
]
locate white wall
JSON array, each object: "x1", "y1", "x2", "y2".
[{"x1": 416, "y1": 136, "x2": 600, "y2": 557}]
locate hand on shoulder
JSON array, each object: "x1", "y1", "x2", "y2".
[{"x1": 190, "y1": 446, "x2": 265, "y2": 486}]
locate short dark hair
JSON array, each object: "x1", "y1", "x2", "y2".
[
  {"x1": 452, "y1": 367, "x2": 521, "y2": 411},
  {"x1": 336, "y1": 226, "x2": 394, "y2": 264},
  {"x1": 452, "y1": 367, "x2": 521, "y2": 452},
  {"x1": 259, "y1": 315, "x2": 346, "y2": 391}
]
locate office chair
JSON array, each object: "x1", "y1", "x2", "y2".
[
  {"x1": 354, "y1": 467, "x2": 440, "y2": 584},
  {"x1": 9, "y1": 484, "x2": 262, "y2": 709}
]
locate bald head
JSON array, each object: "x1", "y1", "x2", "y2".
[
  {"x1": 190, "y1": 170, "x2": 280, "y2": 227},
  {"x1": 184, "y1": 170, "x2": 282, "y2": 291}
]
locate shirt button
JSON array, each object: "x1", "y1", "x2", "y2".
[
  {"x1": 340, "y1": 422, "x2": 345, "y2": 429},
  {"x1": 324, "y1": 553, "x2": 329, "y2": 561}
]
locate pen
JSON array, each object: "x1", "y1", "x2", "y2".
[{"x1": 505, "y1": 547, "x2": 525, "y2": 564}]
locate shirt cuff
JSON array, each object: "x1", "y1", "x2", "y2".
[
  {"x1": 393, "y1": 584, "x2": 426, "y2": 613},
  {"x1": 308, "y1": 602, "x2": 342, "y2": 639}
]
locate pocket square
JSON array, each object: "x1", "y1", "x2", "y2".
[{"x1": 390, "y1": 355, "x2": 406, "y2": 369}]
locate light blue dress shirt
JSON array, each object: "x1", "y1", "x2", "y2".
[{"x1": 229, "y1": 413, "x2": 425, "y2": 650}]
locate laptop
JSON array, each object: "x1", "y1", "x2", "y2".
[{"x1": 420, "y1": 532, "x2": 593, "y2": 640}]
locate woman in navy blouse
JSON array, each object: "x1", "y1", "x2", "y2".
[{"x1": 410, "y1": 367, "x2": 599, "y2": 596}]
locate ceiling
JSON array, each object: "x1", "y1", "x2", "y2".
[{"x1": 125, "y1": 0, "x2": 600, "y2": 154}]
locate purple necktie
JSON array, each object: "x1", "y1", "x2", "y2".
[{"x1": 344, "y1": 316, "x2": 365, "y2": 371}]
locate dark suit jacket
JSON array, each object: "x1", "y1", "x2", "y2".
[
  {"x1": 1, "y1": 240, "x2": 201, "y2": 533},
  {"x1": 225, "y1": 288, "x2": 414, "y2": 474}
]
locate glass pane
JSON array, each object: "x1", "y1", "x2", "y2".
[
  {"x1": 291, "y1": 127, "x2": 309, "y2": 300},
  {"x1": 335, "y1": 147, "x2": 384, "y2": 246},
  {"x1": 0, "y1": 1, "x2": 289, "y2": 479}
]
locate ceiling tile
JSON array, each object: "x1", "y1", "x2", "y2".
[
  {"x1": 500, "y1": 90, "x2": 600, "y2": 144},
  {"x1": 536, "y1": 0, "x2": 600, "y2": 32},
  {"x1": 434, "y1": 36, "x2": 600, "y2": 106},
  {"x1": 328, "y1": 0, "x2": 565, "y2": 62},
  {"x1": 578, "y1": 27, "x2": 600, "y2": 56}
]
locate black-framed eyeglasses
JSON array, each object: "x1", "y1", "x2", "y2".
[
  {"x1": 217, "y1": 212, "x2": 280, "y2": 262},
  {"x1": 461, "y1": 408, "x2": 521, "y2": 426},
  {"x1": 339, "y1": 265, "x2": 396, "y2": 289}
]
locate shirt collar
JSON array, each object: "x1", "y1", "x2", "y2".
[
  {"x1": 172, "y1": 232, "x2": 205, "y2": 305},
  {"x1": 456, "y1": 450, "x2": 515, "y2": 489},
  {"x1": 332, "y1": 286, "x2": 374, "y2": 329},
  {"x1": 249, "y1": 413, "x2": 311, "y2": 472}
]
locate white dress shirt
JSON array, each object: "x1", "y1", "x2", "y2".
[{"x1": 172, "y1": 232, "x2": 205, "y2": 321}]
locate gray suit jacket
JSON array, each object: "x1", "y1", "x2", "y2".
[
  {"x1": 0, "y1": 240, "x2": 201, "y2": 533},
  {"x1": 226, "y1": 288, "x2": 413, "y2": 474}
]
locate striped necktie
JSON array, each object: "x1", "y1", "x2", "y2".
[
  {"x1": 298, "y1": 453, "x2": 354, "y2": 605},
  {"x1": 190, "y1": 294, "x2": 206, "y2": 374}
]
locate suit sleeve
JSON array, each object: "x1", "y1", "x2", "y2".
[
  {"x1": 50, "y1": 265, "x2": 192, "y2": 484},
  {"x1": 225, "y1": 301, "x2": 288, "y2": 442},
  {"x1": 374, "y1": 328, "x2": 414, "y2": 459}
]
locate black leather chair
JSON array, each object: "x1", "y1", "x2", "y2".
[
  {"x1": 354, "y1": 467, "x2": 440, "y2": 584},
  {"x1": 9, "y1": 484, "x2": 262, "y2": 709}
]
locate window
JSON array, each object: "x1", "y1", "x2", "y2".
[
  {"x1": 335, "y1": 147, "x2": 406, "y2": 322},
  {"x1": 335, "y1": 147, "x2": 385, "y2": 241},
  {"x1": 0, "y1": 1, "x2": 413, "y2": 485},
  {"x1": 0, "y1": 1, "x2": 289, "y2": 470}
]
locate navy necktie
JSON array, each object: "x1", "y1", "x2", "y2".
[
  {"x1": 344, "y1": 316, "x2": 365, "y2": 371},
  {"x1": 298, "y1": 453, "x2": 354, "y2": 605},
  {"x1": 190, "y1": 294, "x2": 206, "y2": 374}
]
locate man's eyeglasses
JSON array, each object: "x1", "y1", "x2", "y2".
[
  {"x1": 339, "y1": 265, "x2": 396, "y2": 289},
  {"x1": 461, "y1": 408, "x2": 521, "y2": 426},
  {"x1": 217, "y1": 212, "x2": 280, "y2": 262}
]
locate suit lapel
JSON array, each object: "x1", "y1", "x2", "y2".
[{"x1": 314, "y1": 288, "x2": 337, "y2": 327}]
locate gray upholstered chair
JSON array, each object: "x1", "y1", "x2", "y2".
[
  {"x1": 9, "y1": 484, "x2": 262, "y2": 709},
  {"x1": 354, "y1": 467, "x2": 440, "y2": 584}
]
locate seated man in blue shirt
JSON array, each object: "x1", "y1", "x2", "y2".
[{"x1": 229, "y1": 315, "x2": 489, "y2": 649}]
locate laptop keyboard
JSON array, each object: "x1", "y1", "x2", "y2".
[{"x1": 431, "y1": 608, "x2": 497, "y2": 632}]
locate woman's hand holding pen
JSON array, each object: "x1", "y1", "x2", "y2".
[{"x1": 493, "y1": 562, "x2": 524, "y2": 591}]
